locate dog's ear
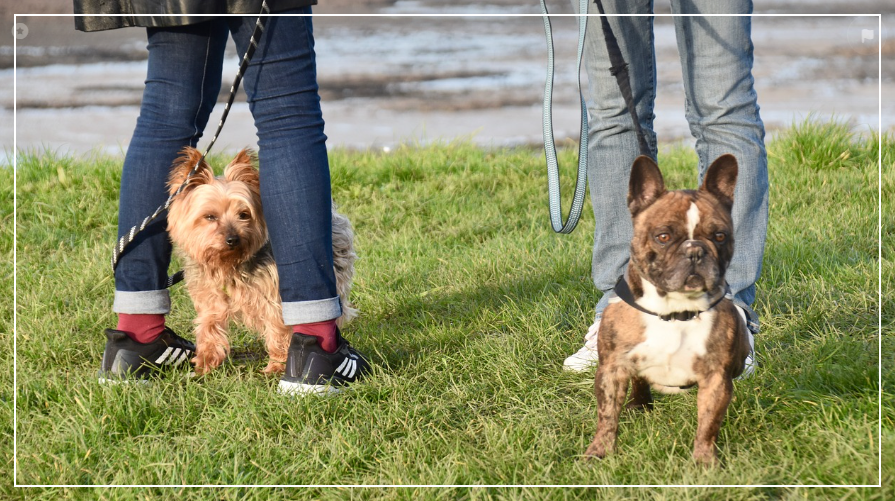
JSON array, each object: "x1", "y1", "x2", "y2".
[
  {"x1": 167, "y1": 147, "x2": 214, "y2": 196},
  {"x1": 701, "y1": 154, "x2": 738, "y2": 211},
  {"x1": 223, "y1": 148, "x2": 260, "y2": 195},
  {"x1": 628, "y1": 155, "x2": 666, "y2": 216}
]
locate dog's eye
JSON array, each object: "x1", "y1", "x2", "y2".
[
  {"x1": 204, "y1": 214, "x2": 217, "y2": 222},
  {"x1": 238, "y1": 212, "x2": 251, "y2": 221},
  {"x1": 713, "y1": 232, "x2": 727, "y2": 243},
  {"x1": 655, "y1": 233, "x2": 671, "y2": 244}
]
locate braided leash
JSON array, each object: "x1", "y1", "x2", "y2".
[
  {"x1": 111, "y1": 1, "x2": 271, "y2": 288},
  {"x1": 540, "y1": 0, "x2": 650, "y2": 234},
  {"x1": 540, "y1": 0, "x2": 589, "y2": 234}
]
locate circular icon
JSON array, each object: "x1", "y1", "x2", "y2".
[{"x1": 12, "y1": 23, "x2": 28, "y2": 40}]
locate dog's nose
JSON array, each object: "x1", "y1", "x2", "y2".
[
  {"x1": 225, "y1": 234, "x2": 240, "y2": 248},
  {"x1": 685, "y1": 241, "x2": 705, "y2": 262}
]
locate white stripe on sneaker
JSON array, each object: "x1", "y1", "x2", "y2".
[
  {"x1": 154, "y1": 347, "x2": 173, "y2": 364},
  {"x1": 173, "y1": 350, "x2": 189, "y2": 366},
  {"x1": 334, "y1": 357, "x2": 357, "y2": 379}
]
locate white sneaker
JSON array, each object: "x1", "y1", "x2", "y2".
[
  {"x1": 563, "y1": 319, "x2": 601, "y2": 372},
  {"x1": 735, "y1": 305, "x2": 756, "y2": 379}
]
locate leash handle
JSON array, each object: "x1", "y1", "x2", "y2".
[
  {"x1": 111, "y1": 1, "x2": 271, "y2": 286},
  {"x1": 540, "y1": 0, "x2": 589, "y2": 234},
  {"x1": 540, "y1": 0, "x2": 653, "y2": 234}
]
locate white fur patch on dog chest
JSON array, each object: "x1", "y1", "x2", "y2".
[{"x1": 627, "y1": 310, "x2": 715, "y2": 392}]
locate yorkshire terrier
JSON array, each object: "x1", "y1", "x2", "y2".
[{"x1": 166, "y1": 147, "x2": 357, "y2": 376}]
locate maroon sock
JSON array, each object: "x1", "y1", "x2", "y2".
[
  {"x1": 116, "y1": 314, "x2": 166, "y2": 344},
  {"x1": 293, "y1": 320, "x2": 338, "y2": 353}
]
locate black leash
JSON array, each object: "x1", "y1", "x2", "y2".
[
  {"x1": 592, "y1": 0, "x2": 651, "y2": 157},
  {"x1": 111, "y1": 1, "x2": 271, "y2": 288},
  {"x1": 540, "y1": 0, "x2": 651, "y2": 234}
]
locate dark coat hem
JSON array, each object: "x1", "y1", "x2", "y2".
[{"x1": 73, "y1": 0, "x2": 318, "y2": 32}]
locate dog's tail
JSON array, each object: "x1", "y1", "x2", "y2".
[{"x1": 332, "y1": 202, "x2": 358, "y2": 327}]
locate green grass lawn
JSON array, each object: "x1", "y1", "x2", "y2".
[{"x1": 5, "y1": 120, "x2": 892, "y2": 499}]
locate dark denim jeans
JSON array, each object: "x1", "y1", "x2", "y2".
[{"x1": 113, "y1": 9, "x2": 342, "y2": 325}]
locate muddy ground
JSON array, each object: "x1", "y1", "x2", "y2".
[{"x1": 3, "y1": 0, "x2": 892, "y2": 153}]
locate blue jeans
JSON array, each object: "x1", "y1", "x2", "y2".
[
  {"x1": 113, "y1": 9, "x2": 342, "y2": 325},
  {"x1": 577, "y1": 0, "x2": 769, "y2": 331}
]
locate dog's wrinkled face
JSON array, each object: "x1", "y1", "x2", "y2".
[
  {"x1": 166, "y1": 147, "x2": 267, "y2": 269},
  {"x1": 627, "y1": 154, "x2": 738, "y2": 296}
]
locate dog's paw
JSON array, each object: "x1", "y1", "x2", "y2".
[
  {"x1": 262, "y1": 360, "x2": 285, "y2": 374},
  {"x1": 191, "y1": 352, "x2": 224, "y2": 375},
  {"x1": 692, "y1": 448, "x2": 720, "y2": 467},
  {"x1": 583, "y1": 443, "x2": 608, "y2": 460},
  {"x1": 191, "y1": 342, "x2": 228, "y2": 375},
  {"x1": 191, "y1": 356, "x2": 212, "y2": 376}
]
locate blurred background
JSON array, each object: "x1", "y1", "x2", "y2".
[{"x1": 2, "y1": 0, "x2": 891, "y2": 155}]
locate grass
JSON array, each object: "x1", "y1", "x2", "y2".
[{"x1": 5, "y1": 119, "x2": 890, "y2": 499}]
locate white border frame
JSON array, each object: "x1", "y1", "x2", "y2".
[{"x1": 11, "y1": 11, "x2": 884, "y2": 490}]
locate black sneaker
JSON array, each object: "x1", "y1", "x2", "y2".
[
  {"x1": 98, "y1": 327, "x2": 195, "y2": 383},
  {"x1": 278, "y1": 330, "x2": 370, "y2": 396}
]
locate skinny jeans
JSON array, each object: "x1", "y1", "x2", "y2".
[{"x1": 113, "y1": 9, "x2": 342, "y2": 325}]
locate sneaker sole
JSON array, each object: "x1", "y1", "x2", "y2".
[
  {"x1": 563, "y1": 349, "x2": 599, "y2": 372},
  {"x1": 278, "y1": 379, "x2": 342, "y2": 396},
  {"x1": 562, "y1": 359, "x2": 598, "y2": 372}
]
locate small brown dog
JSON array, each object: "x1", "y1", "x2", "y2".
[
  {"x1": 585, "y1": 154, "x2": 751, "y2": 466},
  {"x1": 166, "y1": 147, "x2": 357, "y2": 375}
]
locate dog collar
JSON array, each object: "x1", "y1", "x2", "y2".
[{"x1": 613, "y1": 276, "x2": 727, "y2": 322}]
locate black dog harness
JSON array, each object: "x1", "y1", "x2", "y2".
[{"x1": 613, "y1": 276, "x2": 728, "y2": 322}]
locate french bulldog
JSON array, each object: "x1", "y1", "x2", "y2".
[{"x1": 585, "y1": 154, "x2": 751, "y2": 466}]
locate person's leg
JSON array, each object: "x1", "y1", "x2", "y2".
[
  {"x1": 670, "y1": 0, "x2": 768, "y2": 335},
  {"x1": 580, "y1": 0, "x2": 658, "y2": 306},
  {"x1": 564, "y1": 0, "x2": 657, "y2": 370},
  {"x1": 229, "y1": 11, "x2": 338, "y2": 324},
  {"x1": 113, "y1": 21, "x2": 228, "y2": 323},
  {"x1": 100, "y1": 21, "x2": 229, "y2": 380},
  {"x1": 228, "y1": 10, "x2": 368, "y2": 393}
]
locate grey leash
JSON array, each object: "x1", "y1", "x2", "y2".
[
  {"x1": 111, "y1": 1, "x2": 271, "y2": 288},
  {"x1": 540, "y1": 0, "x2": 589, "y2": 234},
  {"x1": 540, "y1": 0, "x2": 650, "y2": 234}
]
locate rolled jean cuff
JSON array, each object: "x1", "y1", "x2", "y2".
[
  {"x1": 282, "y1": 296, "x2": 342, "y2": 325},
  {"x1": 113, "y1": 289, "x2": 171, "y2": 315}
]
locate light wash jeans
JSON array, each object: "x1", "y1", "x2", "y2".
[
  {"x1": 574, "y1": 0, "x2": 769, "y2": 332},
  {"x1": 113, "y1": 10, "x2": 343, "y2": 325}
]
